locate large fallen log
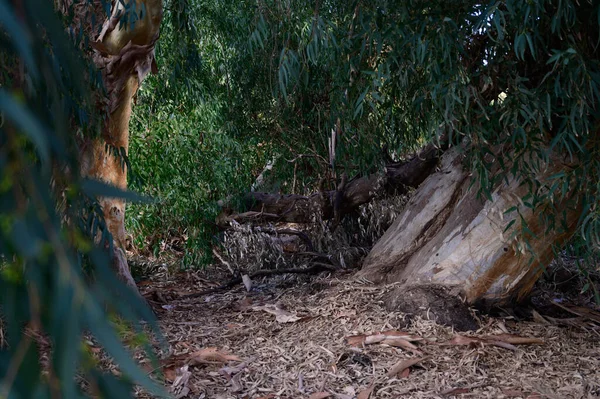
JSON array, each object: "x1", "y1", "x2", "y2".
[{"x1": 216, "y1": 141, "x2": 445, "y2": 227}]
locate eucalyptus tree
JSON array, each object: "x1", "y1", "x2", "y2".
[
  {"x1": 102, "y1": 0, "x2": 600, "y2": 308},
  {"x1": 349, "y1": 0, "x2": 600, "y2": 305},
  {"x1": 194, "y1": 0, "x2": 600, "y2": 305}
]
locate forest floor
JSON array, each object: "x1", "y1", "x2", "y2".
[{"x1": 129, "y1": 259, "x2": 600, "y2": 399}]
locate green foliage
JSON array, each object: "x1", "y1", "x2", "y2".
[
  {"x1": 127, "y1": 0, "x2": 272, "y2": 265},
  {"x1": 0, "y1": 0, "x2": 165, "y2": 397},
  {"x1": 128, "y1": 97, "x2": 266, "y2": 265}
]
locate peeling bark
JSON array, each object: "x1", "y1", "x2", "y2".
[
  {"x1": 358, "y1": 146, "x2": 581, "y2": 305},
  {"x1": 73, "y1": 0, "x2": 163, "y2": 290}
]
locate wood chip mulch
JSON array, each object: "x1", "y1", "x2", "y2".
[{"x1": 133, "y1": 268, "x2": 600, "y2": 399}]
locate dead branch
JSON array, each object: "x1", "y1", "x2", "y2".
[
  {"x1": 212, "y1": 248, "x2": 236, "y2": 276},
  {"x1": 179, "y1": 263, "x2": 339, "y2": 299},
  {"x1": 216, "y1": 139, "x2": 447, "y2": 227}
]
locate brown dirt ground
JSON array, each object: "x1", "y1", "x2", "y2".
[{"x1": 129, "y1": 263, "x2": 600, "y2": 399}]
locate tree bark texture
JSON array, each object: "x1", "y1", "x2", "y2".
[
  {"x1": 217, "y1": 141, "x2": 444, "y2": 227},
  {"x1": 72, "y1": 0, "x2": 163, "y2": 289},
  {"x1": 358, "y1": 146, "x2": 581, "y2": 305}
]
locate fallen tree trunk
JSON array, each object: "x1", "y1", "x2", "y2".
[
  {"x1": 217, "y1": 140, "x2": 444, "y2": 227},
  {"x1": 357, "y1": 146, "x2": 581, "y2": 309}
]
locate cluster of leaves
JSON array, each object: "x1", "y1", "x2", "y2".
[
  {"x1": 253, "y1": 0, "x2": 600, "y2": 254},
  {"x1": 128, "y1": 100, "x2": 266, "y2": 265},
  {"x1": 0, "y1": 0, "x2": 164, "y2": 397}
]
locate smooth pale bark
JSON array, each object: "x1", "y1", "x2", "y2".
[
  {"x1": 77, "y1": 0, "x2": 163, "y2": 289},
  {"x1": 358, "y1": 146, "x2": 580, "y2": 305}
]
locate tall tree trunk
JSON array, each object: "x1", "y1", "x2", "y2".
[
  {"x1": 358, "y1": 146, "x2": 581, "y2": 309},
  {"x1": 77, "y1": 0, "x2": 163, "y2": 290}
]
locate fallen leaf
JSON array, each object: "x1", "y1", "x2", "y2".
[
  {"x1": 163, "y1": 366, "x2": 178, "y2": 382},
  {"x1": 381, "y1": 330, "x2": 423, "y2": 341},
  {"x1": 382, "y1": 337, "x2": 423, "y2": 355},
  {"x1": 346, "y1": 330, "x2": 422, "y2": 347},
  {"x1": 220, "y1": 361, "x2": 249, "y2": 380},
  {"x1": 230, "y1": 373, "x2": 244, "y2": 393},
  {"x1": 308, "y1": 392, "x2": 331, "y2": 399},
  {"x1": 387, "y1": 356, "x2": 429, "y2": 378},
  {"x1": 364, "y1": 334, "x2": 387, "y2": 344},
  {"x1": 489, "y1": 334, "x2": 544, "y2": 345},
  {"x1": 242, "y1": 274, "x2": 252, "y2": 291},
  {"x1": 440, "y1": 387, "x2": 471, "y2": 395},
  {"x1": 334, "y1": 310, "x2": 357, "y2": 319},
  {"x1": 237, "y1": 297, "x2": 253, "y2": 311},
  {"x1": 345, "y1": 335, "x2": 368, "y2": 346},
  {"x1": 187, "y1": 347, "x2": 241, "y2": 366},
  {"x1": 399, "y1": 368, "x2": 410, "y2": 378},
  {"x1": 169, "y1": 365, "x2": 192, "y2": 399},
  {"x1": 357, "y1": 383, "x2": 375, "y2": 399},
  {"x1": 252, "y1": 304, "x2": 303, "y2": 323},
  {"x1": 496, "y1": 320, "x2": 509, "y2": 333},
  {"x1": 532, "y1": 309, "x2": 550, "y2": 325},
  {"x1": 275, "y1": 313, "x2": 302, "y2": 323}
]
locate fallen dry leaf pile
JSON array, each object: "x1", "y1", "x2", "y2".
[{"x1": 125, "y1": 268, "x2": 600, "y2": 399}]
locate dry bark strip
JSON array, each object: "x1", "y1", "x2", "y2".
[
  {"x1": 386, "y1": 356, "x2": 430, "y2": 378},
  {"x1": 217, "y1": 140, "x2": 446, "y2": 227}
]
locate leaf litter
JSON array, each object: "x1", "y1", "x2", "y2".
[{"x1": 130, "y1": 265, "x2": 600, "y2": 399}]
